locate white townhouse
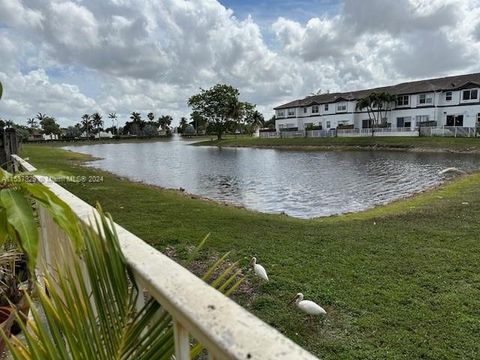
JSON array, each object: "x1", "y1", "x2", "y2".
[{"x1": 274, "y1": 73, "x2": 480, "y2": 132}]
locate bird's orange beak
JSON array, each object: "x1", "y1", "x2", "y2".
[{"x1": 287, "y1": 294, "x2": 297, "y2": 306}]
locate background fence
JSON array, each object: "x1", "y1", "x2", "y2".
[{"x1": 261, "y1": 126, "x2": 478, "y2": 139}]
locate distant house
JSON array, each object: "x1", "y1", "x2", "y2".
[
  {"x1": 42, "y1": 133, "x2": 59, "y2": 141},
  {"x1": 95, "y1": 131, "x2": 114, "y2": 139},
  {"x1": 274, "y1": 72, "x2": 480, "y2": 132},
  {"x1": 28, "y1": 130, "x2": 43, "y2": 141}
]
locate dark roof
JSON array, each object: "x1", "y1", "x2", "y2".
[{"x1": 274, "y1": 72, "x2": 480, "y2": 110}]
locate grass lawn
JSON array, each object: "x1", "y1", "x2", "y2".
[
  {"x1": 195, "y1": 135, "x2": 480, "y2": 152},
  {"x1": 22, "y1": 144, "x2": 480, "y2": 359}
]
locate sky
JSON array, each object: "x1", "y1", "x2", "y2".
[{"x1": 1, "y1": 0, "x2": 480, "y2": 128}]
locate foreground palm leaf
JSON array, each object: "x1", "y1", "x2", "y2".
[
  {"x1": 1, "y1": 206, "x2": 243, "y2": 359},
  {"x1": 3, "y1": 209, "x2": 175, "y2": 360}
]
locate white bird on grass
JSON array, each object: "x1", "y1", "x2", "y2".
[
  {"x1": 288, "y1": 293, "x2": 326, "y2": 316},
  {"x1": 250, "y1": 257, "x2": 269, "y2": 281}
]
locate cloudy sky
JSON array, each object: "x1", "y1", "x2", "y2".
[{"x1": 1, "y1": 0, "x2": 480, "y2": 127}]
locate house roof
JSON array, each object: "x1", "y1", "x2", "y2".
[{"x1": 274, "y1": 72, "x2": 480, "y2": 110}]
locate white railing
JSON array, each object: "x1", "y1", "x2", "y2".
[
  {"x1": 266, "y1": 126, "x2": 478, "y2": 139},
  {"x1": 420, "y1": 126, "x2": 477, "y2": 137},
  {"x1": 11, "y1": 155, "x2": 317, "y2": 360},
  {"x1": 259, "y1": 131, "x2": 279, "y2": 138}
]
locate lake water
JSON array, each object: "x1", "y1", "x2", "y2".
[{"x1": 65, "y1": 138, "x2": 480, "y2": 218}]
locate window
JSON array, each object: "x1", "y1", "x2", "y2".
[
  {"x1": 362, "y1": 119, "x2": 371, "y2": 128},
  {"x1": 324, "y1": 104, "x2": 329, "y2": 111},
  {"x1": 477, "y1": 113, "x2": 480, "y2": 125},
  {"x1": 397, "y1": 95, "x2": 409, "y2": 106},
  {"x1": 397, "y1": 117, "x2": 411, "y2": 128},
  {"x1": 303, "y1": 107, "x2": 307, "y2": 113},
  {"x1": 445, "y1": 91, "x2": 452, "y2": 101},
  {"x1": 336, "y1": 103, "x2": 347, "y2": 112},
  {"x1": 416, "y1": 115, "x2": 429, "y2": 125},
  {"x1": 418, "y1": 94, "x2": 433, "y2": 105},
  {"x1": 446, "y1": 115, "x2": 463, "y2": 126},
  {"x1": 326, "y1": 121, "x2": 331, "y2": 128},
  {"x1": 287, "y1": 109, "x2": 295, "y2": 116},
  {"x1": 277, "y1": 110, "x2": 285, "y2": 117},
  {"x1": 462, "y1": 89, "x2": 478, "y2": 101},
  {"x1": 312, "y1": 105, "x2": 319, "y2": 113}
]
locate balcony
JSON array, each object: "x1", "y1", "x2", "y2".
[{"x1": 11, "y1": 155, "x2": 317, "y2": 360}]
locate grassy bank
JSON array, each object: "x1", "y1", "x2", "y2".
[
  {"x1": 195, "y1": 136, "x2": 480, "y2": 153},
  {"x1": 22, "y1": 144, "x2": 480, "y2": 359}
]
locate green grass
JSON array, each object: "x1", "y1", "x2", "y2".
[
  {"x1": 195, "y1": 135, "x2": 480, "y2": 152},
  {"x1": 22, "y1": 144, "x2": 480, "y2": 359}
]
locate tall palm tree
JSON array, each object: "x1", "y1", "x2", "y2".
[
  {"x1": 0, "y1": 80, "x2": 3, "y2": 100},
  {"x1": 246, "y1": 110, "x2": 264, "y2": 135},
  {"x1": 27, "y1": 117, "x2": 37, "y2": 129},
  {"x1": 108, "y1": 112, "x2": 118, "y2": 135},
  {"x1": 36, "y1": 112, "x2": 47, "y2": 122},
  {"x1": 81, "y1": 114, "x2": 92, "y2": 138},
  {"x1": 5, "y1": 120, "x2": 14, "y2": 128},
  {"x1": 179, "y1": 117, "x2": 188, "y2": 134},
  {"x1": 147, "y1": 112, "x2": 155, "y2": 122},
  {"x1": 91, "y1": 112, "x2": 103, "y2": 137},
  {"x1": 130, "y1": 112, "x2": 142, "y2": 123},
  {"x1": 227, "y1": 100, "x2": 245, "y2": 138}
]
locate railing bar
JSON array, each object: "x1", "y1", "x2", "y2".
[{"x1": 174, "y1": 320, "x2": 190, "y2": 360}]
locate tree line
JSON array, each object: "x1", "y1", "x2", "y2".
[{"x1": 1, "y1": 83, "x2": 272, "y2": 141}]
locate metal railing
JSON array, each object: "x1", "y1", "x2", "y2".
[
  {"x1": 420, "y1": 126, "x2": 477, "y2": 137},
  {"x1": 11, "y1": 155, "x2": 317, "y2": 360},
  {"x1": 264, "y1": 126, "x2": 478, "y2": 139}
]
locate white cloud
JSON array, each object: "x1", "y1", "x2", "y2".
[{"x1": 1, "y1": 0, "x2": 480, "y2": 127}]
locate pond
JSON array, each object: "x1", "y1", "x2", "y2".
[{"x1": 65, "y1": 138, "x2": 480, "y2": 218}]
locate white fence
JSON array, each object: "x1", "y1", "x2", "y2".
[
  {"x1": 260, "y1": 126, "x2": 478, "y2": 139},
  {"x1": 11, "y1": 155, "x2": 318, "y2": 360}
]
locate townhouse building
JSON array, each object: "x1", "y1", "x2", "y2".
[{"x1": 274, "y1": 73, "x2": 480, "y2": 132}]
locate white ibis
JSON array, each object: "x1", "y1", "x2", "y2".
[
  {"x1": 288, "y1": 293, "x2": 326, "y2": 316},
  {"x1": 250, "y1": 257, "x2": 269, "y2": 281},
  {"x1": 438, "y1": 167, "x2": 466, "y2": 175}
]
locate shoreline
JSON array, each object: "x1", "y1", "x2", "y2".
[
  {"x1": 194, "y1": 141, "x2": 480, "y2": 154},
  {"x1": 192, "y1": 136, "x2": 480, "y2": 154}
]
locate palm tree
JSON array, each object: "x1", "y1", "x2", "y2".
[
  {"x1": 356, "y1": 92, "x2": 395, "y2": 136},
  {"x1": 179, "y1": 117, "x2": 188, "y2": 134},
  {"x1": 5, "y1": 120, "x2": 14, "y2": 128},
  {"x1": 81, "y1": 114, "x2": 92, "y2": 138},
  {"x1": 130, "y1": 112, "x2": 142, "y2": 123},
  {"x1": 246, "y1": 110, "x2": 264, "y2": 136},
  {"x1": 36, "y1": 112, "x2": 47, "y2": 122},
  {"x1": 108, "y1": 112, "x2": 118, "y2": 135},
  {"x1": 227, "y1": 100, "x2": 245, "y2": 138},
  {"x1": 91, "y1": 112, "x2": 103, "y2": 138},
  {"x1": 0, "y1": 80, "x2": 3, "y2": 100},
  {"x1": 147, "y1": 112, "x2": 155, "y2": 122},
  {"x1": 27, "y1": 117, "x2": 37, "y2": 129}
]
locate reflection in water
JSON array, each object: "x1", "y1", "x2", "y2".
[{"x1": 65, "y1": 138, "x2": 480, "y2": 218}]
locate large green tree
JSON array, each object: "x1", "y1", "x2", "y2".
[
  {"x1": 39, "y1": 116, "x2": 60, "y2": 135},
  {"x1": 188, "y1": 84, "x2": 242, "y2": 140}
]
